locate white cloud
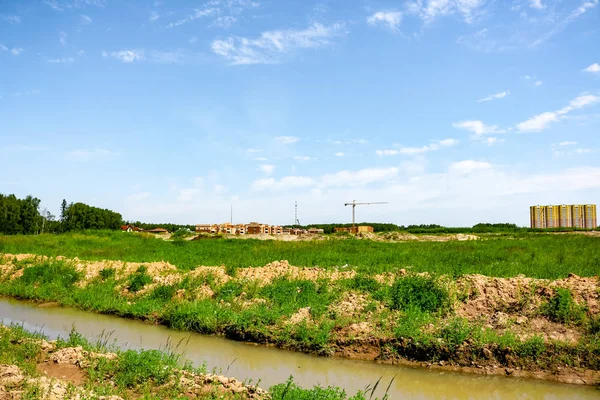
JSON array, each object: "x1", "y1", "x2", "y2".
[
  {"x1": 367, "y1": 11, "x2": 402, "y2": 32},
  {"x1": 321, "y1": 167, "x2": 399, "y2": 188},
  {"x1": 59, "y1": 31, "x2": 67, "y2": 46},
  {"x1": 149, "y1": 11, "x2": 160, "y2": 22},
  {"x1": 258, "y1": 164, "x2": 275, "y2": 175},
  {"x1": 483, "y1": 136, "x2": 502, "y2": 146},
  {"x1": 213, "y1": 16, "x2": 237, "y2": 28},
  {"x1": 376, "y1": 149, "x2": 399, "y2": 156},
  {"x1": 65, "y1": 148, "x2": 117, "y2": 162},
  {"x1": 166, "y1": 8, "x2": 217, "y2": 28},
  {"x1": 530, "y1": 0, "x2": 545, "y2": 10},
  {"x1": 477, "y1": 90, "x2": 509, "y2": 102},
  {"x1": 534, "y1": 80, "x2": 543, "y2": 86},
  {"x1": 254, "y1": 157, "x2": 268, "y2": 161},
  {"x1": 294, "y1": 156, "x2": 314, "y2": 161},
  {"x1": 575, "y1": 148, "x2": 592, "y2": 154},
  {"x1": 452, "y1": 120, "x2": 504, "y2": 135},
  {"x1": 103, "y1": 49, "x2": 144, "y2": 63},
  {"x1": 407, "y1": 0, "x2": 486, "y2": 24},
  {"x1": 584, "y1": 63, "x2": 600, "y2": 73},
  {"x1": 449, "y1": 160, "x2": 492, "y2": 174},
  {"x1": 46, "y1": 57, "x2": 75, "y2": 64},
  {"x1": 247, "y1": 148, "x2": 261, "y2": 153},
  {"x1": 43, "y1": 0, "x2": 106, "y2": 11},
  {"x1": 80, "y1": 14, "x2": 92, "y2": 24},
  {"x1": 253, "y1": 176, "x2": 315, "y2": 191},
  {"x1": 211, "y1": 22, "x2": 346, "y2": 65},
  {"x1": 559, "y1": 141, "x2": 577, "y2": 146},
  {"x1": 275, "y1": 136, "x2": 299, "y2": 144},
  {"x1": 2, "y1": 16, "x2": 21, "y2": 24},
  {"x1": 517, "y1": 94, "x2": 600, "y2": 132},
  {"x1": 1, "y1": 44, "x2": 24, "y2": 55},
  {"x1": 334, "y1": 152, "x2": 345, "y2": 157},
  {"x1": 379, "y1": 138, "x2": 459, "y2": 156},
  {"x1": 330, "y1": 138, "x2": 369, "y2": 145}
]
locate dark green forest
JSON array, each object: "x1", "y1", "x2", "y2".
[{"x1": 0, "y1": 194, "x2": 122, "y2": 235}]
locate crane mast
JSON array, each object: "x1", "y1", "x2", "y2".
[{"x1": 344, "y1": 200, "x2": 388, "y2": 229}]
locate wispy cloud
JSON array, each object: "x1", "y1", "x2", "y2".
[
  {"x1": 103, "y1": 49, "x2": 143, "y2": 63},
  {"x1": 334, "y1": 152, "x2": 345, "y2": 157},
  {"x1": 407, "y1": 0, "x2": 487, "y2": 24},
  {"x1": 46, "y1": 57, "x2": 75, "y2": 64},
  {"x1": 0, "y1": 44, "x2": 24, "y2": 55},
  {"x1": 80, "y1": 14, "x2": 92, "y2": 24},
  {"x1": 167, "y1": 0, "x2": 259, "y2": 29},
  {"x1": 377, "y1": 138, "x2": 458, "y2": 156},
  {"x1": 534, "y1": 80, "x2": 543, "y2": 86},
  {"x1": 44, "y1": 0, "x2": 106, "y2": 11},
  {"x1": 258, "y1": 164, "x2": 275, "y2": 175},
  {"x1": 294, "y1": 156, "x2": 315, "y2": 161},
  {"x1": 253, "y1": 176, "x2": 315, "y2": 191},
  {"x1": 102, "y1": 49, "x2": 193, "y2": 64},
  {"x1": 584, "y1": 63, "x2": 600, "y2": 73},
  {"x1": 149, "y1": 11, "x2": 160, "y2": 22},
  {"x1": 477, "y1": 90, "x2": 509, "y2": 102},
  {"x1": 367, "y1": 11, "x2": 402, "y2": 32},
  {"x1": 59, "y1": 31, "x2": 67, "y2": 46},
  {"x1": 449, "y1": 160, "x2": 492, "y2": 174},
  {"x1": 452, "y1": 120, "x2": 504, "y2": 135},
  {"x1": 166, "y1": 8, "x2": 217, "y2": 28},
  {"x1": 211, "y1": 22, "x2": 346, "y2": 65},
  {"x1": 517, "y1": 94, "x2": 600, "y2": 132},
  {"x1": 2, "y1": 16, "x2": 21, "y2": 24},
  {"x1": 329, "y1": 138, "x2": 369, "y2": 145},
  {"x1": 65, "y1": 148, "x2": 117, "y2": 162},
  {"x1": 530, "y1": 0, "x2": 545, "y2": 10},
  {"x1": 275, "y1": 136, "x2": 299, "y2": 144}
]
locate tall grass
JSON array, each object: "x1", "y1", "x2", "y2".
[{"x1": 1, "y1": 230, "x2": 599, "y2": 278}]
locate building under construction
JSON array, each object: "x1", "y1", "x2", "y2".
[{"x1": 530, "y1": 204, "x2": 597, "y2": 229}]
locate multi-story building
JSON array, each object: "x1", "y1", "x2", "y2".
[{"x1": 530, "y1": 204, "x2": 597, "y2": 229}]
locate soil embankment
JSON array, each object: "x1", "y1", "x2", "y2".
[{"x1": 1, "y1": 253, "x2": 599, "y2": 386}]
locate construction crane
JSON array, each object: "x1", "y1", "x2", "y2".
[{"x1": 344, "y1": 200, "x2": 388, "y2": 229}]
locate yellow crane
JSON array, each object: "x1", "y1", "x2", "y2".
[{"x1": 344, "y1": 200, "x2": 388, "y2": 230}]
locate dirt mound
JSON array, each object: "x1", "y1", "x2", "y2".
[
  {"x1": 288, "y1": 307, "x2": 312, "y2": 324},
  {"x1": 330, "y1": 292, "x2": 369, "y2": 318},
  {"x1": 237, "y1": 260, "x2": 355, "y2": 285},
  {"x1": 0, "y1": 365, "x2": 24, "y2": 387}
]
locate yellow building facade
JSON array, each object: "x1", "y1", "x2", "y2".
[{"x1": 530, "y1": 204, "x2": 597, "y2": 229}]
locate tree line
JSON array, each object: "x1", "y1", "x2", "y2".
[{"x1": 0, "y1": 193, "x2": 122, "y2": 235}]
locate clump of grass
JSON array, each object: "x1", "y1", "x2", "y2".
[
  {"x1": 149, "y1": 284, "x2": 177, "y2": 301},
  {"x1": 20, "y1": 261, "x2": 81, "y2": 287},
  {"x1": 390, "y1": 276, "x2": 449, "y2": 314},
  {"x1": 260, "y1": 278, "x2": 336, "y2": 318},
  {"x1": 541, "y1": 288, "x2": 586, "y2": 325},
  {"x1": 394, "y1": 306, "x2": 432, "y2": 340},
  {"x1": 111, "y1": 349, "x2": 180, "y2": 388},
  {"x1": 439, "y1": 317, "x2": 472, "y2": 350},
  {"x1": 99, "y1": 267, "x2": 116, "y2": 281},
  {"x1": 127, "y1": 266, "x2": 153, "y2": 293},
  {"x1": 344, "y1": 274, "x2": 382, "y2": 294},
  {"x1": 516, "y1": 335, "x2": 546, "y2": 359},
  {"x1": 270, "y1": 377, "x2": 370, "y2": 400}
]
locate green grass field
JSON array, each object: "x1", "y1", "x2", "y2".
[{"x1": 1, "y1": 230, "x2": 599, "y2": 278}]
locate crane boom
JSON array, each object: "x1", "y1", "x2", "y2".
[{"x1": 344, "y1": 200, "x2": 388, "y2": 229}]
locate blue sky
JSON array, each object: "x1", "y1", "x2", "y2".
[{"x1": 1, "y1": 0, "x2": 599, "y2": 226}]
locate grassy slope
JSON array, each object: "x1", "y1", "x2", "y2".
[{"x1": 1, "y1": 230, "x2": 599, "y2": 278}]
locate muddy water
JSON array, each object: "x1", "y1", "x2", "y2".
[{"x1": 0, "y1": 298, "x2": 597, "y2": 400}]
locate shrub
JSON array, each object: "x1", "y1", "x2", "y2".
[
  {"x1": 215, "y1": 281, "x2": 245, "y2": 302},
  {"x1": 149, "y1": 285, "x2": 177, "y2": 301},
  {"x1": 394, "y1": 306, "x2": 431, "y2": 339},
  {"x1": 112, "y1": 349, "x2": 179, "y2": 387},
  {"x1": 588, "y1": 316, "x2": 600, "y2": 335},
  {"x1": 99, "y1": 268, "x2": 116, "y2": 281},
  {"x1": 20, "y1": 262, "x2": 81, "y2": 288},
  {"x1": 439, "y1": 318, "x2": 472, "y2": 350},
  {"x1": 541, "y1": 288, "x2": 586, "y2": 325},
  {"x1": 390, "y1": 276, "x2": 449, "y2": 313},
  {"x1": 516, "y1": 335, "x2": 545, "y2": 358},
  {"x1": 127, "y1": 266, "x2": 153, "y2": 293},
  {"x1": 270, "y1": 377, "x2": 368, "y2": 400},
  {"x1": 345, "y1": 274, "x2": 381, "y2": 293}
]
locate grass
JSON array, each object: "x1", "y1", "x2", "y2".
[
  {"x1": 0, "y1": 230, "x2": 599, "y2": 278},
  {"x1": 1, "y1": 323, "x2": 389, "y2": 400}
]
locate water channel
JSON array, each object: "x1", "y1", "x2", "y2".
[{"x1": 0, "y1": 298, "x2": 597, "y2": 399}]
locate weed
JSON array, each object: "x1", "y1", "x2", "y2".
[
  {"x1": 516, "y1": 336, "x2": 546, "y2": 359},
  {"x1": 127, "y1": 266, "x2": 153, "y2": 293},
  {"x1": 390, "y1": 276, "x2": 449, "y2": 314},
  {"x1": 439, "y1": 318, "x2": 472, "y2": 350},
  {"x1": 149, "y1": 285, "x2": 177, "y2": 301},
  {"x1": 541, "y1": 288, "x2": 586, "y2": 325},
  {"x1": 99, "y1": 267, "x2": 116, "y2": 281}
]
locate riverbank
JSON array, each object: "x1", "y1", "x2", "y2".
[
  {"x1": 0, "y1": 323, "x2": 382, "y2": 399},
  {"x1": 1, "y1": 252, "x2": 599, "y2": 386}
]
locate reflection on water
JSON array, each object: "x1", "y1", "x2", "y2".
[{"x1": 0, "y1": 298, "x2": 597, "y2": 400}]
